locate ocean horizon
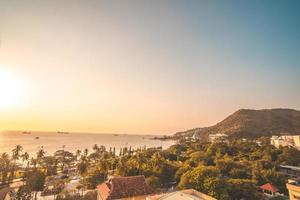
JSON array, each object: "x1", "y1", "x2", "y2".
[{"x1": 0, "y1": 131, "x2": 175, "y2": 157}]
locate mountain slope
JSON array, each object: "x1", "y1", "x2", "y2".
[{"x1": 174, "y1": 108, "x2": 300, "y2": 139}]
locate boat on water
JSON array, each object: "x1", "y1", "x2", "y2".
[
  {"x1": 22, "y1": 131, "x2": 31, "y2": 134},
  {"x1": 57, "y1": 131, "x2": 69, "y2": 134},
  {"x1": 35, "y1": 137, "x2": 39, "y2": 139},
  {"x1": 114, "y1": 134, "x2": 119, "y2": 136}
]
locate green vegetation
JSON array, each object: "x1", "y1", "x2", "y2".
[
  {"x1": 1, "y1": 137, "x2": 299, "y2": 199},
  {"x1": 174, "y1": 109, "x2": 300, "y2": 139}
]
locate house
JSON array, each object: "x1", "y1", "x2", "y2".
[
  {"x1": 209, "y1": 133, "x2": 228, "y2": 143},
  {"x1": 0, "y1": 187, "x2": 14, "y2": 200},
  {"x1": 286, "y1": 179, "x2": 300, "y2": 200},
  {"x1": 279, "y1": 165, "x2": 300, "y2": 179},
  {"x1": 147, "y1": 189, "x2": 216, "y2": 200},
  {"x1": 270, "y1": 135, "x2": 300, "y2": 150},
  {"x1": 260, "y1": 183, "x2": 280, "y2": 197},
  {"x1": 97, "y1": 175, "x2": 153, "y2": 200}
]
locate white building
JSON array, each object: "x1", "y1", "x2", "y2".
[
  {"x1": 147, "y1": 189, "x2": 216, "y2": 200},
  {"x1": 209, "y1": 133, "x2": 228, "y2": 143},
  {"x1": 270, "y1": 135, "x2": 300, "y2": 149}
]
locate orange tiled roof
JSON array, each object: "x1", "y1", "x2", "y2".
[
  {"x1": 260, "y1": 183, "x2": 279, "y2": 193},
  {"x1": 97, "y1": 175, "x2": 153, "y2": 200},
  {"x1": 97, "y1": 182, "x2": 111, "y2": 200}
]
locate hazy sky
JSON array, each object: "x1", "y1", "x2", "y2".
[{"x1": 0, "y1": 0, "x2": 299, "y2": 134}]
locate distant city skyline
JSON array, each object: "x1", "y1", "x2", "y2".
[{"x1": 0, "y1": 0, "x2": 299, "y2": 134}]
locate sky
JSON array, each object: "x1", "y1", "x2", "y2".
[{"x1": 0, "y1": 0, "x2": 299, "y2": 134}]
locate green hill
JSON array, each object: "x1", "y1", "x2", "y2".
[{"x1": 174, "y1": 108, "x2": 300, "y2": 139}]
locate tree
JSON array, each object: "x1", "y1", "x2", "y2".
[
  {"x1": 41, "y1": 156, "x2": 58, "y2": 176},
  {"x1": 15, "y1": 186, "x2": 32, "y2": 200},
  {"x1": 278, "y1": 147, "x2": 300, "y2": 166},
  {"x1": 36, "y1": 147, "x2": 46, "y2": 168},
  {"x1": 0, "y1": 153, "x2": 12, "y2": 184},
  {"x1": 146, "y1": 175, "x2": 161, "y2": 189},
  {"x1": 77, "y1": 156, "x2": 90, "y2": 194},
  {"x1": 133, "y1": 152, "x2": 146, "y2": 175},
  {"x1": 21, "y1": 152, "x2": 30, "y2": 168},
  {"x1": 178, "y1": 166, "x2": 220, "y2": 192},
  {"x1": 26, "y1": 170, "x2": 46, "y2": 200},
  {"x1": 225, "y1": 179, "x2": 262, "y2": 200},
  {"x1": 76, "y1": 150, "x2": 82, "y2": 161},
  {"x1": 12, "y1": 145, "x2": 23, "y2": 161},
  {"x1": 54, "y1": 150, "x2": 76, "y2": 171},
  {"x1": 86, "y1": 169, "x2": 105, "y2": 189},
  {"x1": 84, "y1": 148, "x2": 89, "y2": 156},
  {"x1": 83, "y1": 191, "x2": 98, "y2": 200},
  {"x1": 10, "y1": 145, "x2": 23, "y2": 180}
]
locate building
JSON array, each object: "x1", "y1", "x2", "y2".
[
  {"x1": 270, "y1": 135, "x2": 300, "y2": 150},
  {"x1": 209, "y1": 133, "x2": 228, "y2": 143},
  {"x1": 260, "y1": 183, "x2": 280, "y2": 197},
  {"x1": 279, "y1": 165, "x2": 300, "y2": 179},
  {"x1": 147, "y1": 189, "x2": 216, "y2": 200},
  {"x1": 0, "y1": 187, "x2": 14, "y2": 200},
  {"x1": 286, "y1": 179, "x2": 300, "y2": 200},
  {"x1": 97, "y1": 175, "x2": 153, "y2": 200}
]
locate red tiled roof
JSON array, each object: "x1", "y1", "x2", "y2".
[
  {"x1": 97, "y1": 183, "x2": 111, "y2": 200},
  {"x1": 97, "y1": 175, "x2": 153, "y2": 200},
  {"x1": 260, "y1": 183, "x2": 279, "y2": 193}
]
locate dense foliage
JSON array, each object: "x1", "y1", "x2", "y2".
[{"x1": 1, "y1": 137, "x2": 299, "y2": 200}]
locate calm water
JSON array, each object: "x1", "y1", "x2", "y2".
[{"x1": 0, "y1": 131, "x2": 174, "y2": 157}]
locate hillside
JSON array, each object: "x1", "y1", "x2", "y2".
[{"x1": 174, "y1": 108, "x2": 300, "y2": 139}]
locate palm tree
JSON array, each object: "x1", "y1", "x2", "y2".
[
  {"x1": 37, "y1": 147, "x2": 46, "y2": 159},
  {"x1": 98, "y1": 159, "x2": 109, "y2": 180},
  {"x1": 36, "y1": 147, "x2": 46, "y2": 168},
  {"x1": 116, "y1": 157, "x2": 127, "y2": 176},
  {"x1": 10, "y1": 145, "x2": 23, "y2": 181},
  {"x1": 0, "y1": 153, "x2": 11, "y2": 184},
  {"x1": 76, "y1": 150, "x2": 82, "y2": 161},
  {"x1": 41, "y1": 156, "x2": 58, "y2": 176},
  {"x1": 84, "y1": 148, "x2": 89, "y2": 156},
  {"x1": 21, "y1": 152, "x2": 30, "y2": 168},
  {"x1": 12, "y1": 145, "x2": 23, "y2": 161},
  {"x1": 30, "y1": 158, "x2": 38, "y2": 169},
  {"x1": 93, "y1": 144, "x2": 99, "y2": 153},
  {"x1": 133, "y1": 152, "x2": 146, "y2": 175},
  {"x1": 151, "y1": 152, "x2": 163, "y2": 168},
  {"x1": 77, "y1": 156, "x2": 89, "y2": 195}
]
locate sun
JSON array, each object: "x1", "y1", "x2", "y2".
[{"x1": 0, "y1": 68, "x2": 23, "y2": 110}]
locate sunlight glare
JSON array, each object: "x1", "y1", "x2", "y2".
[{"x1": 0, "y1": 67, "x2": 23, "y2": 110}]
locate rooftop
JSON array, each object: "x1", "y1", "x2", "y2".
[
  {"x1": 148, "y1": 189, "x2": 216, "y2": 200},
  {"x1": 280, "y1": 165, "x2": 300, "y2": 171},
  {"x1": 97, "y1": 175, "x2": 153, "y2": 200},
  {"x1": 260, "y1": 183, "x2": 279, "y2": 193}
]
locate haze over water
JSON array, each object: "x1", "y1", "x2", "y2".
[{"x1": 0, "y1": 131, "x2": 174, "y2": 156}]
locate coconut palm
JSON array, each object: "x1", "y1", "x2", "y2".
[
  {"x1": 10, "y1": 145, "x2": 23, "y2": 181},
  {"x1": 134, "y1": 152, "x2": 146, "y2": 175},
  {"x1": 93, "y1": 144, "x2": 100, "y2": 153},
  {"x1": 36, "y1": 147, "x2": 46, "y2": 168},
  {"x1": 30, "y1": 158, "x2": 38, "y2": 169},
  {"x1": 21, "y1": 152, "x2": 30, "y2": 168},
  {"x1": 0, "y1": 153, "x2": 11, "y2": 184},
  {"x1": 84, "y1": 148, "x2": 89, "y2": 156},
  {"x1": 76, "y1": 149, "x2": 82, "y2": 161},
  {"x1": 37, "y1": 147, "x2": 46, "y2": 159},
  {"x1": 12, "y1": 145, "x2": 23, "y2": 161},
  {"x1": 77, "y1": 156, "x2": 90, "y2": 195}
]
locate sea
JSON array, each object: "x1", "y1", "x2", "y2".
[{"x1": 0, "y1": 131, "x2": 175, "y2": 157}]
